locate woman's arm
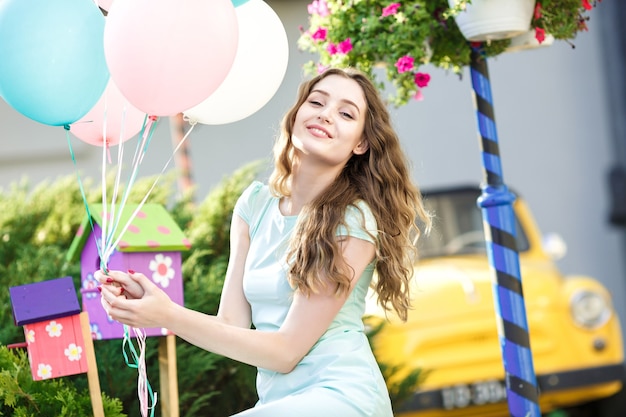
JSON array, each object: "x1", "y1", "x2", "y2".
[
  {"x1": 215, "y1": 214, "x2": 252, "y2": 328},
  {"x1": 99, "y1": 233, "x2": 375, "y2": 374},
  {"x1": 97, "y1": 214, "x2": 253, "y2": 326}
]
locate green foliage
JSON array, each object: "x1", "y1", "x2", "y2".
[{"x1": 0, "y1": 346, "x2": 125, "y2": 417}]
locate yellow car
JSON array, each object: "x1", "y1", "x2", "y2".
[{"x1": 368, "y1": 185, "x2": 625, "y2": 417}]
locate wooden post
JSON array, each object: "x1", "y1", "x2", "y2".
[
  {"x1": 158, "y1": 334, "x2": 179, "y2": 417},
  {"x1": 79, "y1": 312, "x2": 105, "y2": 417}
]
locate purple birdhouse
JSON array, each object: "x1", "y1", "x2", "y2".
[{"x1": 67, "y1": 204, "x2": 191, "y2": 340}]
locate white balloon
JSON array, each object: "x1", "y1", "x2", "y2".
[{"x1": 183, "y1": 0, "x2": 289, "y2": 125}]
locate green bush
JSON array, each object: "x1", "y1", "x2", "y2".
[{"x1": 0, "y1": 345, "x2": 125, "y2": 417}]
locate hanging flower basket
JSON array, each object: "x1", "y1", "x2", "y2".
[
  {"x1": 449, "y1": 0, "x2": 536, "y2": 41},
  {"x1": 298, "y1": 0, "x2": 601, "y2": 107}
]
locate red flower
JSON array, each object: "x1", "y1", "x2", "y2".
[
  {"x1": 534, "y1": 27, "x2": 546, "y2": 44},
  {"x1": 414, "y1": 72, "x2": 431, "y2": 88},
  {"x1": 533, "y1": 2, "x2": 543, "y2": 20},
  {"x1": 582, "y1": 0, "x2": 592, "y2": 11}
]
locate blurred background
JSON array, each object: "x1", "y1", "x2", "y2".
[{"x1": 1, "y1": 0, "x2": 625, "y2": 351}]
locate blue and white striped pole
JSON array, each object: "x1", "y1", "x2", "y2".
[{"x1": 469, "y1": 47, "x2": 541, "y2": 417}]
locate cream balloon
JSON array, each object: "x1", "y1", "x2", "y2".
[{"x1": 183, "y1": 0, "x2": 288, "y2": 125}]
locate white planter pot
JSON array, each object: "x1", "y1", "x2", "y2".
[
  {"x1": 449, "y1": 0, "x2": 536, "y2": 42},
  {"x1": 506, "y1": 29, "x2": 554, "y2": 53}
]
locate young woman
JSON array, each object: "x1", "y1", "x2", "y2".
[{"x1": 97, "y1": 67, "x2": 431, "y2": 416}]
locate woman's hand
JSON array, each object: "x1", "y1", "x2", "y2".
[
  {"x1": 95, "y1": 269, "x2": 144, "y2": 299},
  {"x1": 98, "y1": 270, "x2": 174, "y2": 329}
]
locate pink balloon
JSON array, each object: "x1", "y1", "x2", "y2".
[
  {"x1": 70, "y1": 80, "x2": 147, "y2": 147},
  {"x1": 103, "y1": 0, "x2": 239, "y2": 117},
  {"x1": 94, "y1": 0, "x2": 113, "y2": 11}
]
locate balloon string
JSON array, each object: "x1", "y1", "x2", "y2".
[
  {"x1": 122, "y1": 325, "x2": 157, "y2": 417},
  {"x1": 102, "y1": 115, "x2": 157, "y2": 261},
  {"x1": 104, "y1": 114, "x2": 155, "y2": 250},
  {"x1": 105, "y1": 121, "x2": 196, "y2": 257},
  {"x1": 64, "y1": 127, "x2": 105, "y2": 270},
  {"x1": 103, "y1": 108, "x2": 142, "y2": 265},
  {"x1": 100, "y1": 94, "x2": 111, "y2": 269},
  {"x1": 106, "y1": 115, "x2": 134, "y2": 255},
  {"x1": 101, "y1": 125, "x2": 109, "y2": 270}
]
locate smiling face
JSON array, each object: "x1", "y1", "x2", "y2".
[{"x1": 291, "y1": 74, "x2": 369, "y2": 169}]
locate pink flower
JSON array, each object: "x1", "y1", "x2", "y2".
[
  {"x1": 413, "y1": 90, "x2": 424, "y2": 102},
  {"x1": 327, "y1": 42, "x2": 338, "y2": 55},
  {"x1": 317, "y1": 63, "x2": 329, "y2": 74},
  {"x1": 414, "y1": 72, "x2": 431, "y2": 88},
  {"x1": 311, "y1": 27, "x2": 328, "y2": 42},
  {"x1": 308, "y1": 0, "x2": 330, "y2": 17},
  {"x1": 534, "y1": 27, "x2": 546, "y2": 43},
  {"x1": 338, "y1": 38, "x2": 353, "y2": 54},
  {"x1": 382, "y1": 2, "x2": 401, "y2": 17},
  {"x1": 394, "y1": 55, "x2": 414, "y2": 73}
]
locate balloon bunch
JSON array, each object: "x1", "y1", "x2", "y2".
[
  {"x1": 0, "y1": 0, "x2": 288, "y2": 415},
  {"x1": 0, "y1": 0, "x2": 289, "y2": 129}
]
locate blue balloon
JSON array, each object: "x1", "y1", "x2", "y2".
[
  {"x1": 0, "y1": 0, "x2": 109, "y2": 126},
  {"x1": 232, "y1": 0, "x2": 250, "y2": 7}
]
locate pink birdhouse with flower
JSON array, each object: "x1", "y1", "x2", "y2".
[
  {"x1": 9, "y1": 276, "x2": 88, "y2": 380},
  {"x1": 67, "y1": 203, "x2": 191, "y2": 340}
]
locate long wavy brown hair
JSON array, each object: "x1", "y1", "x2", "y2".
[{"x1": 269, "y1": 68, "x2": 430, "y2": 321}]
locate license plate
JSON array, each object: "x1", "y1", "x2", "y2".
[{"x1": 441, "y1": 380, "x2": 507, "y2": 409}]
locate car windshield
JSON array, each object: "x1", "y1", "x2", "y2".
[{"x1": 416, "y1": 188, "x2": 530, "y2": 258}]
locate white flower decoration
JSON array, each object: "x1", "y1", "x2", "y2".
[
  {"x1": 91, "y1": 324, "x2": 103, "y2": 340},
  {"x1": 64, "y1": 343, "x2": 83, "y2": 361},
  {"x1": 26, "y1": 329, "x2": 35, "y2": 344},
  {"x1": 45, "y1": 321, "x2": 63, "y2": 337},
  {"x1": 149, "y1": 254, "x2": 175, "y2": 288},
  {"x1": 37, "y1": 363, "x2": 52, "y2": 379}
]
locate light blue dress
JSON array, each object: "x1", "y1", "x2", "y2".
[{"x1": 231, "y1": 181, "x2": 393, "y2": 417}]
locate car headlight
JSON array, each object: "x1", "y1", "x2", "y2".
[{"x1": 570, "y1": 290, "x2": 612, "y2": 329}]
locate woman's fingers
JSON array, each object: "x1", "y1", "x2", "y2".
[
  {"x1": 94, "y1": 269, "x2": 145, "y2": 299},
  {"x1": 98, "y1": 274, "x2": 170, "y2": 329}
]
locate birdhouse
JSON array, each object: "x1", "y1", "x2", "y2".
[
  {"x1": 67, "y1": 203, "x2": 191, "y2": 340},
  {"x1": 9, "y1": 276, "x2": 88, "y2": 380}
]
